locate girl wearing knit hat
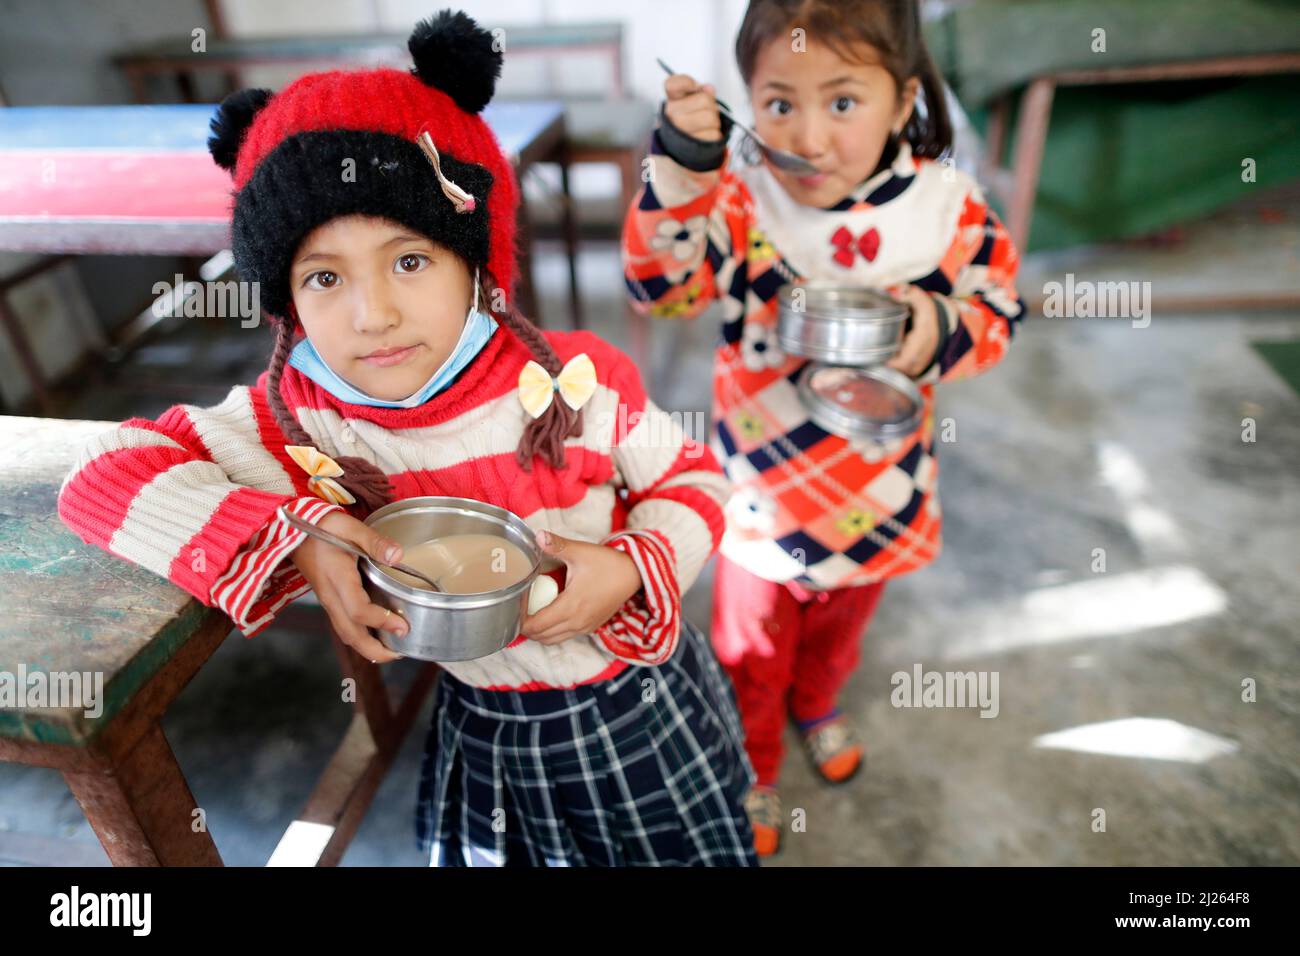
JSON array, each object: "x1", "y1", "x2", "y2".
[{"x1": 58, "y1": 9, "x2": 755, "y2": 867}]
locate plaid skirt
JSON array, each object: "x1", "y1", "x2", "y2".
[{"x1": 415, "y1": 620, "x2": 758, "y2": 866}]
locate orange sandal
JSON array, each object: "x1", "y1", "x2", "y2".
[
  {"x1": 744, "y1": 786, "x2": 782, "y2": 857},
  {"x1": 801, "y1": 716, "x2": 863, "y2": 784}
]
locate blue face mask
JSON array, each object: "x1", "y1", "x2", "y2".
[{"x1": 287, "y1": 276, "x2": 498, "y2": 409}]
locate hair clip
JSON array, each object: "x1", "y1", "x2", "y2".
[
  {"x1": 518, "y1": 353, "x2": 597, "y2": 418},
  {"x1": 416, "y1": 130, "x2": 476, "y2": 214},
  {"x1": 285, "y1": 445, "x2": 357, "y2": 506}
]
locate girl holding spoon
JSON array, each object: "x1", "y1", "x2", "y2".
[{"x1": 624, "y1": 0, "x2": 1025, "y2": 856}]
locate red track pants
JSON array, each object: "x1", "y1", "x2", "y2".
[{"x1": 710, "y1": 553, "x2": 887, "y2": 786}]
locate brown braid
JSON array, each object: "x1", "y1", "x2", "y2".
[
  {"x1": 485, "y1": 278, "x2": 584, "y2": 471},
  {"x1": 264, "y1": 316, "x2": 395, "y2": 512}
]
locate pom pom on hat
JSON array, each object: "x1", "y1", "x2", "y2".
[
  {"x1": 408, "y1": 9, "x2": 502, "y2": 114},
  {"x1": 207, "y1": 87, "x2": 272, "y2": 172}
]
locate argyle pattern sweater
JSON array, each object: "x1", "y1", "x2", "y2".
[
  {"x1": 622, "y1": 136, "x2": 1025, "y2": 589},
  {"x1": 57, "y1": 328, "x2": 730, "y2": 691}
]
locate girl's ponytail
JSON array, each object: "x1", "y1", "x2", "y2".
[{"x1": 906, "y1": 45, "x2": 953, "y2": 160}]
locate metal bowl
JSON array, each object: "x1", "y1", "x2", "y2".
[
  {"x1": 360, "y1": 496, "x2": 544, "y2": 662},
  {"x1": 776, "y1": 283, "x2": 910, "y2": 365},
  {"x1": 797, "y1": 363, "x2": 924, "y2": 441}
]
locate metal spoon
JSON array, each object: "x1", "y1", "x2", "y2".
[
  {"x1": 278, "y1": 505, "x2": 445, "y2": 592},
  {"x1": 656, "y1": 57, "x2": 820, "y2": 176}
]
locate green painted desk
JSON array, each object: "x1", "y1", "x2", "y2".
[{"x1": 0, "y1": 415, "x2": 436, "y2": 866}]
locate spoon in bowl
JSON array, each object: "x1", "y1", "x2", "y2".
[
  {"x1": 656, "y1": 57, "x2": 820, "y2": 176},
  {"x1": 278, "y1": 505, "x2": 445, "y2": 592}
]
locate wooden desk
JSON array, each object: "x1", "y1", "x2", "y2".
[
  {"x1": 0, "y1": 415, "x2": 436, "y2": 865},
  {"x1": 983, "y1": 52, "x2": 1300, "y2": 280}
]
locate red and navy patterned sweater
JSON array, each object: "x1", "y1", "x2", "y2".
[{"x1": 622, "y1": 134, "x2": 1025, "y2": 589}]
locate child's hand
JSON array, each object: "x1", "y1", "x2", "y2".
[
  {"x1": 519, "y1": 531, "x2": 644, "y2": 645},
  {"x1": 289, "y1": 510, "x2": 408, "y2": 663},
  {"x1": 884, "y1": 285, "x2": 942, "y2": 378},
  {"x1": 663, "y1": 73, "x2": 724, "y2": 142}
]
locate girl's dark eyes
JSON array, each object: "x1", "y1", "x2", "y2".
[
  {"x1": 303, "y1": 271, "x2": 338, "y2": 290},
  {"x1": 764, "y1": 97, "x2": 855, "y2": 116},
  {"x1": 396, "y1": 253, "x2": 430, "y2": 273},
  {"x1": 302, "y1": 253, "x2": 429, "y2": 290}
]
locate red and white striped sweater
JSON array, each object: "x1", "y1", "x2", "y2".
[{"x1": 57, "y1": 328, "x2": 730, "y2": 691}]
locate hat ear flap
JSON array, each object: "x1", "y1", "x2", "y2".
[
  {"x1": 208, "y1": 88, "x2": 272, "y2": 172},
  {"x1": 408, "y1": 9, "x2": 502, "y2": 114}
]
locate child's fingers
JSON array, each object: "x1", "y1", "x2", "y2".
[
  {"x1": 320, "y1": 510, "x2": 404, "y2": 566},
  {"x1": 358, "y1": 601, "x2": 408, "y2": 641},
  {"x1": 323, "y1": 600, "x2": 403, "y2": 663},
  {"x1": 670, "y1": 94, "x2": 722, "y2": 126},
  {"x1": 673, "y1": 90, "x2": 718, "y2": 113},
  {"x1": 519, "y1": 588, "x2": 582, "y2": 639},
  {"x1": 885, "y1": 336, "x2": 930, "y2": 377},
  {"x1": 526, "y1": 615, "x2": 585, "y2": 643},
  {"x1": 350, "y1": 629, "x2": 402, "y2": 663},
  {"x1": 333, "y1": 577, "x2": 406, "y2": 662},
  {"x1": 529, "y1": 628, "x2": 581, "y2": 646},
  {"x1": 521, "y1": 610, "x2": 583, "y2": 644},
  {"x1": 664, "y1": 73, "x2": 701, "y2": 99},
  {"x1": 884, "y1": 286, "x2": 940, "y2": 377}
]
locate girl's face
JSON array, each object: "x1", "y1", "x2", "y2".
[
  {"x1": 749, "y1": 36, "x2": 919, "y2": 208},
  {"x1": 289, "y1": 215, "x2": 474, "y2": 401}
]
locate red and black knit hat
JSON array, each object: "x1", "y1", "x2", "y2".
[
  {"x1": 205, "y1": 9, "x2": 583, "y2": 510},
  {"x1": 207, "y1": 9, "x2": 519, "y2": 320}
]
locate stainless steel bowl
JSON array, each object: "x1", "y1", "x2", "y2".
[
  {"x1": 360, "y1": 497, "x2": 544, "y2": 662},
  {"x1": 797, "y1": 363, "x2": 924, "y2": 441},
  {"x1": 776, "y1": 284, "x2": 910, "y2": 365}
]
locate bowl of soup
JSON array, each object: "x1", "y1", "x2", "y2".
[{"x1": 360, "y1": 496, "x2": 556, "y2": 662}]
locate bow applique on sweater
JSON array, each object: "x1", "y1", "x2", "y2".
[{"x1": 830, "y1": 225, "x2": 881, "y2": 268}]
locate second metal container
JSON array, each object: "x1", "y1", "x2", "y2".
[
  {"x1": 776, "y1": 283, "x2": 911, "y2": 365},
  {"x1": 797, "y1": 363, "x2": 924, "y2": 442}
]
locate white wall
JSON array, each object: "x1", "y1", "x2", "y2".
[
  {"x1": 217, "y1": 0, "x2": 752, "y2": 226},
  {"x1": 220, "y1": 0, "x2": 750, "y2": 109}
]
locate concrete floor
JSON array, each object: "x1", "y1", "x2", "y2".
[{"x1": 2, "y1": 206, "x2": 1298, "y2": 865}]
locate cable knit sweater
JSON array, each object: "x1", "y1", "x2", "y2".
[
  {"x1": 56, "y1": 327, "x2": 730, "y2": 691},
  {"x1": 623, "y1": 132, "x2": 1025, "y2": 589}
]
